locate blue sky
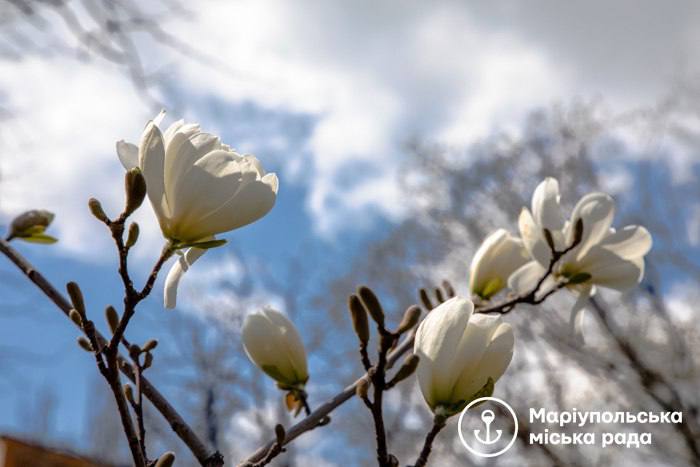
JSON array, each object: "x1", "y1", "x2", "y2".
[{"x1": 1, "y1": 0, "x2": 700, "y2": 461}]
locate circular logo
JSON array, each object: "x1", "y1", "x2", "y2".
[{"x1": 457, "y1": 396, "x2": 518, "y2": 457}]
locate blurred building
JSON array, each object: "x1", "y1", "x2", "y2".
[{"x1": 0, "y1": 436, "x2": 112, "y2": 467}]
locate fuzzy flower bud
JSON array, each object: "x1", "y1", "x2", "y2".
[{"x1": 242, "y1": 308, "x2": 309, "y2": 389}]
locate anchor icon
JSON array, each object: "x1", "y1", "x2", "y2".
[{"x1": 473, "y1": 410, "x2": 502, "y2": 445}]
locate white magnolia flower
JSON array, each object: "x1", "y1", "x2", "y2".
[
  {"x1": 117, "y1": 112, "x2": 278, "y2": 308},
  {"x1": 242, "y1": 308, "x2": 309, "y2": 389},
  {"x1": 414, "y1": 297, "x2": 514, "y2": 415},
  {"x1": 470, "y1": 229, "x2": 529, "y2": 300},
  {"x1": 509, "y1": 177, "x2": 652, "y2": 339}
]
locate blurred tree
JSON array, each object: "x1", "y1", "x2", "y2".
[{"x1": 310, "y1": 95, "x2": 700, "y2": 466}]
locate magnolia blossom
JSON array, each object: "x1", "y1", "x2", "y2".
[
  {"x1": 509, "y1": 177, "x2": 652, "y2": 338},
  {"x1": 470, "y1": 229, "x2": 529, "y2": 300},
  {"x1": 414, "y1": 297, "x2": 514, "y2": 415},
  {"x1": 117, "y1": 112, "x2": 278, "y2": 308},
  {"x1": 242, "y1": 308, "x2": 309, "y2": 389}
]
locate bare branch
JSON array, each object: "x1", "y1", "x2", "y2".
[
  {"x1": 412, "y1": 415, "x2": 446, "y2": 467},
  {"x1": 0, "y1": 238, "x2": 222, "y2": 466}
]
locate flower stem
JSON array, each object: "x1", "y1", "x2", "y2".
[{"x1": 413, "y1": 415, "x2": 446, "y2": 467}]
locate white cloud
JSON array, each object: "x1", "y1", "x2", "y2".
[
  {"x1": 665, "y1": 280, "x2": 700, "y2": 323},
  {"x1": 166, "y1": 0, "x2": 699, "y2": 235},
  {"x1": 2, "y1": 0, "x2": 699, "y2": 253},
  {"x1": 170, "y1": 253, "x2": 285, "y2": 323},
  {"x1": 0, "y1": 56, "x2": 166, "y2": 260}
]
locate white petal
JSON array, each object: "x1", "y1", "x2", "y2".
[
  {"x1": 507, "y1": 261, "x2": 547, "y2": 294},
  {"x1": 242, "y1": 309, "x2": 308, "y2": 385},
  {"x1": 174, "y1": 162, "x2": 278, "y2": 241},
  {"x1": 568, "y1": 192, "x2": 615, "y2": 259},
  {"x1": 470, "y1": 230, "x2": 529, "y2": 298},
  {"x1": 242, "y1": 313, "x2": 287, "y2": 377},
  {"x1": 570, "y1": 286, "x2": 593, "y2": 344},
  {"x1": 532, "y1": 177, "x2": 564, "y2": 231},
  {"x1": 162, "y1": 119, "x2": 186, "y2": 143},
  {"x1": 476, "y1": 322, "x2": 514, "y2": 380},
  {"x1": 165, "y1": 131, "x2": 221, "y2": 214},
  {"x1": 414, "y1": 296, "x2": 473, "y2": 408},
  {"x1": 167, "y1": 151, "x2": 271, "y2": 241},
  {"x1": 116, "y1": 140, "x2": 139, "y2": 170},
  {"x1": 262, "y1": 309, "x2": 308, "y2": 383},
  {"x1": 152, "y1": 109, "x2": 166, "y2": 126},
  {"x1": 163, "y1": 247, "x2": 207, "y2": 309},
  {"x1": 601, "y1": 226, "x2": 652, "y2": 260},
  {"x1": 454, "y1": 320, "x2": 514, "y2": 401},
  {"x1": 139, "y1": 121, "x2": 171, "y2": 228},
  {"x1": 518, "y1": 208, "x2": 551, "y2": 265},
  {"x1": 451, "y1": 314, "x2": 502, "y2": 402},
  {"x1": 578, "y1": 246, "x2": 645, "y2": 291}
]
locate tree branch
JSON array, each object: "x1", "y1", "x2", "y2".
[
  {"x1": 589, "y1": 297, "x2": 700, "y2": 465},
  {"x1": 412, "y1": 415, "x2": 446, "y2": 467},
  {"x1": 474, "y1": 225, "x2": 583, "y2": 315},
  {"x1": 366, "y1": 331, "x2": 394, "y2": 466},
  {"x1": 0, "y1": 238, "x2": 222, "y2": 466}
]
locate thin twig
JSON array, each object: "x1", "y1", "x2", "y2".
[
  {"x1": 88, "y1": 206, "x2": 174, "y2": 466},
  {"x1": 590, "y1": 297, "x2": 700, "y2": 465},
  {"x1": 242, "y1": 425, "x2": 286, "y2": 467},
  {"x1": 412, "y1": 416, "x2": 446, "y2": 467},
  {"x1": 359, "y1": 345, "x2": 372, "y2": 371},
  {"x1": 134, "y1": 358, "x2": 148, "y2": 459},
  {"x1": 367, "y1": 331, "x2": 394, "y2": 466},
  {"x1": 0, "y1": 239, "x2": 222, "y2": 466},
  {"x1": 106, "y1": 358, "x2": 146, "y2": 466},
  {"x1": 474, "y1": 228, "x2": 582, "y2": 315}
]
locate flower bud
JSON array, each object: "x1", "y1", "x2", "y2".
[
  {"x1": 419, "y1": 288, "x2": 433, "y2": 310},
  {"x1": 125, "y1": 222, "x2": 140, "y2": 248},
  {"x1": 357, "y1": 286, "x2": 384, "y2": 328},
  {"x1": 88, "y1": 198, "x2": 109, "y2": 224},
  {"x1": 389, "y1": 354, "x2": 419, "y2": 387},
  {"x1": 142, "y1": 339, "x2": 158, "y2": 352},
  {"x1": 356, "y1": 377, "x2": 370, "y2": 399},
  {"x1": 123, "y1": 384, "x2": 135, "y2": 404},
  {"x1": 434, "y1": 287, "x2": 444, "y2": 304},
  {"x1": 442, "y1": 280, "x2": 455, "y2": 298},
  {"x1": 143, "y1": 352, "x2": 154, "y2": 369},
  {"x1": 155, "y1": 452, "x2": 176, "y2": 467},
  {"x1": 66, "y1": 282, "x2": 86, "y2": 315},
  {"x1": 396, "y1": 305, "x2": 421, "y2": 334},
  {"x1": 242, "y1": 308, "x2": 309, "y2": 389},
  {"x1": 275, "y1": 424, "x2": 286, "y2": 445},
  {"x1": 469, "y1": 229, "x2": 529, "y2": 300},
  {"x1": 7, "y1": 210, "x2": 57, "y2": 243},
  {"x1": 124, "y1": 168, "x2": 147, "y2": 215},
  {"x1": 348, "y1": 294, "x2": 370, "y2": 345},
  {"x1": 414, "y1": 297, "x2": 514, "y2": 415},
  {"x1": 105, "y1": 306, "x2": 120, "y2": 334},
  {"x1": 77, "y1": 337, "x2": 93, "y2": 352},
  {"x1": 69, "y1": 309, "x2": 83, "y2": 327}
]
